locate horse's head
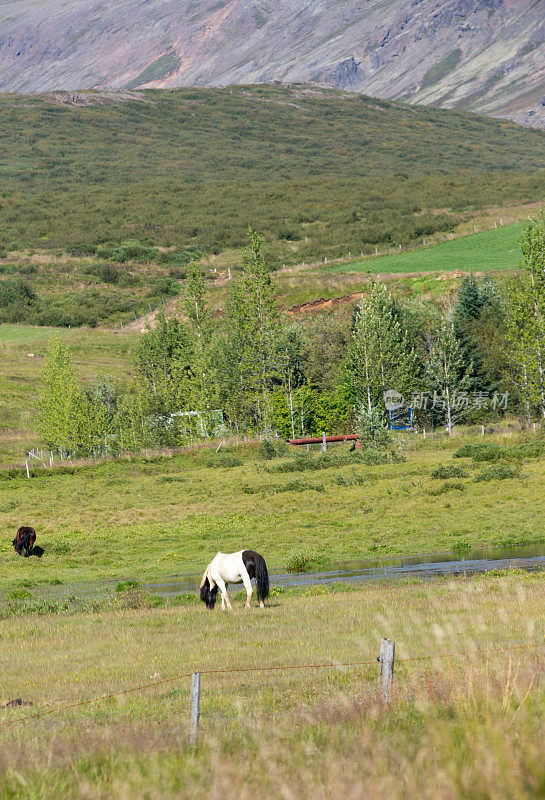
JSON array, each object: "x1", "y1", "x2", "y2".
[{"x1": 200, "y1": 576, "x2": 218, "y2": 610}]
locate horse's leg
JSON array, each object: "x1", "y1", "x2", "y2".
[
  {"x1": 216, "y1": 577, "x2": 231, "y2": 611},
  {"x1": 241, "y1": 571, "x2": 253, "y2": 609}
]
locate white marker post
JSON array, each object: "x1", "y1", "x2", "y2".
[{"x1": 190, "y1": 672, "x2": 201, "y2": 746}]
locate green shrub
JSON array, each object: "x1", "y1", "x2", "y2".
[
  {"x1": 7, "y1": 588, "x2": 32, "y2": 600},
  {"x1": 0, "y1": 277, "x2": 36, "y2": 306},
  {"x1": 509, "y1": 440, "x2": 545, "y2": 460},
  {"x1": 115, "y1": 580, "x2": 140, "y2": 592},
  {"x1": 270, "y1": 479, "x2": 325, "y2": 494},
  {"x1": 473, "y1": 464, "x2": 518, "y2": 482},
  {"x1": 335, "y1": 471, "x2": 365, "y2": 486},
  {"x1": 431, "y1": 464, "x2": 468, "y2": 479},
  {"x1": 454, "y1": 442, "x2": 503, "y2": 462},
  {"x1": 267, "y1": 449, "x2": 391, "y2": 474},
  {"x1": 259, "y1": 440, "x2": 278, "y2": 460},
  {"x1": 258, "y1": 439, "x2": 289, "y2": 460},
  {"x1": 206, "y1": 454, "x2": 243, "y2": 468},
  {"x1": 429, "y1": 481, "x2": 466, "y2": 495},
  {"x1": 286, "y1": 552, "x2": 314, "y2": 573}
]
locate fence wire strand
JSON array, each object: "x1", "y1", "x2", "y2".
[{"x1": 2, "y1": 637, "x2": 543, "y2": 730}]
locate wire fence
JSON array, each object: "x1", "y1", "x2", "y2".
[{"x1": 2, "y1": 637, "x2": 544, "y2": 737}]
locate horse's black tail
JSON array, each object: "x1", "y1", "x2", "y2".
[{"x1": 255, "y1": 552, "x2": 269, "y2": 603}]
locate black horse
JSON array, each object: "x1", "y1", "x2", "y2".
[{"x1": 12, "y1": 526, "x2": 36, "y2": 557}]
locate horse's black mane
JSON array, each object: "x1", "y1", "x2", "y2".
[{"x1": 200, "y1": 577, "x2": 218, "y2": 610}]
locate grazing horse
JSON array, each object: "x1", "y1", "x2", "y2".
[
  {"x1": 12, "y1": 526, "x2": 36, "y2": 557},
  {"x1": 200, "y1": 550, "x2": 269, "y2": 610}
]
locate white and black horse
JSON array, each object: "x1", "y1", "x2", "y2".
[{"x1": 199, "y1": 550, "x2": 269, "y2": 610}]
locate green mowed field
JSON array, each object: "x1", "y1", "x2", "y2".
[
  {"x1": 1, "y1": 431, "x2": 544, "y2": 593},
  {"x1": 330, "y1": 223, "x2": 523, "y2": 275},
  {"x1": 0, "y1": 325, "x2": 68, "y2": 345}
]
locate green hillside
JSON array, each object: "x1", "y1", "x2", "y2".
[
  {"x1": 332, "y1": 222, "x2": 524, "y2": 275},
  {"x1": 1, "y1": 85, "x2": 545, "y2": 265}
]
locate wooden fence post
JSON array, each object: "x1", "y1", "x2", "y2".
[
  {"x1": 379, "y1": 638, "x2": 395, "y2": 703},
  {"x1": 190, "y1": 672, "x2": 201, "y2": 745}
]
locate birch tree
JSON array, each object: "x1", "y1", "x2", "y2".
[
  {"x1": 345, "y1": 280, "x2": 419, "y2": 412},
  {"x1": 424, "y1": 316, "x2": 472, "y2": 434},
  {"x1": 224, "y1": 230, "x2": 281, "y2": 429},
  {"x1": 518, "y1": 213, "x2": 545, "y2": 418}
]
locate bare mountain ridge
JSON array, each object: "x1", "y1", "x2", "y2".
[{"x1": 1, "y1": 0, "x2": 545, "y2": 126}]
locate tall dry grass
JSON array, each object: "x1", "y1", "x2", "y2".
[{"x1": 1, "y1": 573, "x2": 545, "y2": 797}]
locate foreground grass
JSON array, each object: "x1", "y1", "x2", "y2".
[
  {"x1": 0, "y1": 428, "x2": 543, "y2": 589},
  {"x1": 1, "y1": 573, "x2": 544, "y2": 798}
]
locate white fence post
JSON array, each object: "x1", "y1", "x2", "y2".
[
  {"x1": 322, "y1": 432, "x2": 327, "y2": 453},
  {"x1": 379, "y1": 638, "x2": 395, "y2": 703},
  {"x1": 190, "y1": 672, "x2": 201, "y2": 746}
]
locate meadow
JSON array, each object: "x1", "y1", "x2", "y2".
[
  {"x1": 1, "y1": 571, "x2": 545, "y2": 799},
  {"x1": 1, "y1": 428, "x2": 544, "y2": 593},
  {"x1": 1, "y1": 413, "x2": 545, "y2": 797}
]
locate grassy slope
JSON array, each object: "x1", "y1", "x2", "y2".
[
  {"x1": 1, "y1": 572, "x2": 545, "y2": 798},
  {"x1": 1, "y1": 85, "x2": 545, "y2": 263},
  {"x1": 0, "y1": 431, "x2": 543, "y2": 588},
  {"x1": 0, "y1": 215, "x2": 527, "y2": 330},
  {"x1": 330, "y1": 221, "x2": 524, "y2": 275}
]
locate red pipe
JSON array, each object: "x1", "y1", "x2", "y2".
[{"x1": 287, "y1": 435, "x2": 360, "y2": 445}]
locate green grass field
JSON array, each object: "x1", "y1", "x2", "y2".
[
  {"x1": 330, "y1": 222, "x2": 523, "y2": 275},
  {"x1": 0, "y1": 429, "x2": 543, "y2": 591},
  {"x1": 0, "y1": 324, "x2": 68, "y2": 345}
]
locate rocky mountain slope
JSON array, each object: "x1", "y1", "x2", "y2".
[{"x1": 1, "y1": 0, "x2": 545, "y2": 126}]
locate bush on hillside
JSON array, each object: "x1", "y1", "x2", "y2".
[
  {"x1": 258, "y1": 439, "x2": 289, "y2": 460},
  {"x1": 454, "y1": 442, "x2": 503, "y2": 461},
  {"x1": 431, "y1": 464, "x2": 468, "y2": 479},
  {"x1": 473, "y1": 464, "x2": 518, "y2": 482},
  {"x1": 206, "y1": 454, "x2": 243, "y2": 469}
]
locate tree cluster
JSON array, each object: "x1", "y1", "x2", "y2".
[{"x1": 36, "y1": 218, "x2": 545, "y2": 455}]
